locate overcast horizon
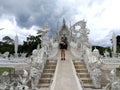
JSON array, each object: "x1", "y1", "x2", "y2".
[{"x1": 0, "y1": 0, "x2": 120, "y2": 47}]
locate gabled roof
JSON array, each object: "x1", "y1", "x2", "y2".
[{"x1": 59, "y1": 19, "x2": 69, "y2": 34}]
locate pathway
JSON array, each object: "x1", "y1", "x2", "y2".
[{"x1": 53, "y1": 50, "x2": 80, "y2": 90}]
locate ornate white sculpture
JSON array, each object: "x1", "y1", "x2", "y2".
[
  {"x1": 104, "y1": 50, "x2": 110, "y2": 58},
  {"x1": 29, "y1": 45, "x2": 48, "y2": 89},
  {"x1": 16, "y1": 82, "x2": 29, "y2": 90},
  {"x1": 2, "y1": 71, "x2": 9, "y2": 76},
  {"x1": 92, "y1": 48, "x2": 100, "y2": 59},
  {"x1": 30, "y1": 67, "x2": 41, "y2": 89},
  {"x1": 18, "y1": 75, "x2": 29, "y2": 85},
  {"x1": 85, "y1": 48, "x2": 94, "y2": 63},
  {"x1": 110, "y1": 69, "x2": 116, "y2": 81},
  {"x1": 104, "y1": 71, "x2": 120, "y2": 90},
  {"x1": 91, "y1": 68, "x2": 102, "y2": 88},
  {"x1": 23, "y1": 69, "x2": 28, "y2": 78},
  {"x1": 3, "y1": 51, "x2": 9, "y2": 59},
  {"x1": 111, "y1": 80, "x2": 120, "y2": 90},
  {"x1": 0, "y1": 82, "x2": 8, "y2": 90},
  {"x1": 37, "y1": 22, "x2": 50, "y2": 48},
  {"x1": 70, "y1": 19, "x2": 90, "y2": 57},
  {"x1": 20, "y1": 53, "x2": 27, "y2": 58},
  {"x1": 70, "y1": 41, "x2": 77, "y2": 49},
  {"x1": 83, "y1": 47, "x2": 103, "y2": 88},
  {"x1": 30, "y1": 50, "x2": 36, "y2": 62}
]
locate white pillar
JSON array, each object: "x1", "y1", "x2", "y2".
[
  {"x1": 112, "y1": 33, "x2": 116, "y2": 54},
  {"x1": 15, "y1": 34, "x2": 18, "y2": 57}
]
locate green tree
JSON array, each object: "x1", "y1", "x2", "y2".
[
  {"x1": 19, "y1": 34, "x2": 41, "y2": 56},
  {"x1": 117, "y1": 35, "x2": 120, "y2": 53},
  {"x1": 92, "y1": 46, "x2": 112, "y2": 56},
  {"x1": 0, "y1": 36, "x2": 14, "y2": 54},
  {"x1": 2, "y1": 36, "x2": 14, "y2": 44},
  {"x1": 0, "y1": 41, "x2": 14, "y2": 54}
]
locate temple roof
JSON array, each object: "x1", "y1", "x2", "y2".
[{"x1": 58, "y1": 19, "x2": 69, "y2": 35}]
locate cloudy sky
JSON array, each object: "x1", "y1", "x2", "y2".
[{"x1": 0, "y1": 0, "x2": 120, "y2": 46}]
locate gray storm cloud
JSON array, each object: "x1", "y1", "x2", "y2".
[
  {"x1": 0, "y1": 0, "x2": 119, "y2": 46},
  {"x1": 0, "y1": 0, "x2": 57, "y2": 28},
  {"x1": 0, "y1": 0, "x2": 97, "y2": 28},
  {"x1": 0, "y1": 0, "x2": 101, "y2": 28}
]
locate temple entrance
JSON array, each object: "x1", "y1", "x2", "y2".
[{"x1": 58, "y1": 19, "x2": 70, "y2": 50}]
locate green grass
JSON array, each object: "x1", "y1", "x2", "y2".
[{"x1": 0, "y1": 67, "x2": 13, "y2": 74}]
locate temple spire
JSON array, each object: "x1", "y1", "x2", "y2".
[
  {"x1": 112, "y1": 32, "x2": 116, "y2": 54},
  {"x1": 15, "y1": 33, "x2": 18, "y2": 57},
  {"x1": 63, "y1": 18, "x2": 66, "y2": 25}
]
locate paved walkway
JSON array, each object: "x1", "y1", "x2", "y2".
[{"x1": 54, "y1": 50, "x2": 79, "y2": 90}]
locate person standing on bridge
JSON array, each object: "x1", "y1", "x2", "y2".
[
  {"x1": 59, "y1": 37, "x2": 66, "y2": 60},
  {"x1": 63, "y1": 34, "x2": 68, "y2": 50}
]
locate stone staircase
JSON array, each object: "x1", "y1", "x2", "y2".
[
  {"x1": 73, "y1": 60, "x2": 94, "y2": 89},
  {"x1": 39, "y1": 60, "x2": 57, "y2": 89}
]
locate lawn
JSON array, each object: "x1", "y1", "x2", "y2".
[{"x1": 0, "y1": 67, "x2": 13, "y2": 74}]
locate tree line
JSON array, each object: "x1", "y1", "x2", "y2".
[
  {"x1": 0, "y1": 35, "x2": 119, "y2": 57},
  {"x1": 0, "y1": 35, "x2": 41, "y2": 57}
]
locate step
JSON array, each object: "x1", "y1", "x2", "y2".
[
  {"x1": 46, "y1": 60, "x2": 57, "y2": 64},
  {"x1": 45, "y1": 66, "x2": 56, "y2": 69},
  {"x1": 76, "y1": 69, "x2": 88, "y2": 73},
  {"x1": 83, "y1": 84, "x2": 94, "y2": 88},
  {"x1": 39, "y1": 83, "x2": 50, "y2": 88},
  {"x1": 41, "y1": 73, "x2": 53, "y2": 78},
  {"x1": 82, "y1": 79, "x2": 92, "y2": 84},
  {"x1": 75, "y1": 66, "x2": 86, "y2": 69},
  {"x1": 39, "y1": 78, "x2": 51, "y2": 83},
  {"x1": 73, "y1": 62, "x2": 84, "y2": 65},
  {"x1": 74, "y1": 62, "x2": 85, "y2": 65},
  {"x1": 43, "y1": 69, "x2": 55, "y2": 73},
  {"x1": 38, "y1": 60, "x2": 56, "y2": 89},
  {"x1": 78, "y1": 72, "x2": 89, "y2": 75},
  {"x1": 78, "y1": 73, "x2": 90, "y2": 78},
  {"x1": 46, "y1": 63, "x2": 57, "y2": 65},
  {"x1": 73, "y1": 59, "x2": 84, "y2": 62},
  {"x1": 84, "y1": 88, "x2": 103, "y2": 90},
  {"x1": 74, "y1": 64, "x2": 85, "y2": 67},
  {"x1": 47, "y1": 63, "x2": 57, "y2": 65},
  {"x1": 44, "y1": 66, "x2": 56, "y2": 69},
  {"x1": 45, "y1": 64, "x2": 56, "y2": 66},
  {"x1": 46, "y1": 61, "x2": 57, "y2": 63}
]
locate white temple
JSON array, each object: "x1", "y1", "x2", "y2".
[{"x1": 0, "y1": 19, "x2": 120, "y2": 90}]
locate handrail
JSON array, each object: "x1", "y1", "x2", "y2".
[
  {"x1": 70, "y1": 59, "x2": 84, "y2": 90},
  {"x1": 49, "y1": 73, "x2": 54, "y2": 90},
  {"x1": 77, "y1": 73, "x2": 85, "y2": 90},
  {"x1": 50, "y1": 59, "x2": 59, "y2": 90}
]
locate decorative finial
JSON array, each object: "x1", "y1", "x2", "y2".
[{"x1": 63, "y1": 18, "x2": 66, "y2": 25}]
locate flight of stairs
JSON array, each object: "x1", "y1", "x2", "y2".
[
  {"x1": 39, "y1": 60, "x2": 57, "y2": 89},
  {"x1": 73, "y1": 60, "x2": 94, "y2": 89}
]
